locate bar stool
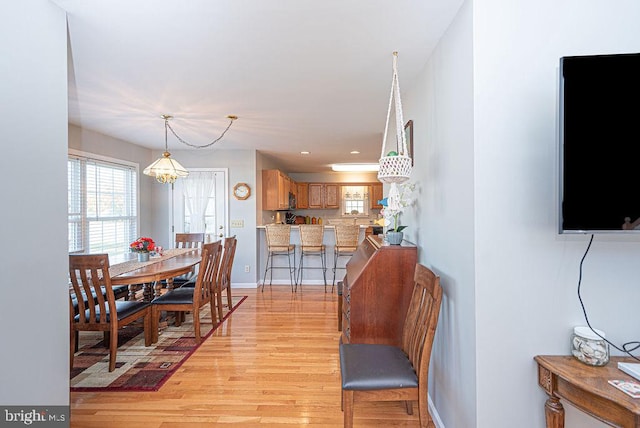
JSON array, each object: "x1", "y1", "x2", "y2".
[
  {"x1": 297, "y1": 224, "x2": 327, "y2": 292},
  {"x1": 261, "y1": 224, "x2": 296, "y2": 292},
  {"x1": 332, "y1": 224, "x2": 360, "y2": 293}
]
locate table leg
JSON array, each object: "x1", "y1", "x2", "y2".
[
  {"x1": 544, "y1": 396, "x2": 564, "y2": 428},
  {"x1": 153, "y1": 280, "x2": 163, "y2": 299}
]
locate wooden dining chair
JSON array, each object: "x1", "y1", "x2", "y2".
[
  {"x1": 175, "y1": 232, "x2": 205, "y2": 249},
  {"x1": 69, "y1": 254, "x2": 152, "y2": 372},
  {"x1": 339, "y1": 263, "x2": 443, "y2": 428},
  {"x1": 214, "y1": 235, "x2": 237, "y2": 322},
  {"x1": 150, "y1": 241, "x2": 222, "y2": 344},
  {"x1": 168, "y1": 232, "x2": 206, "y2": 288}
]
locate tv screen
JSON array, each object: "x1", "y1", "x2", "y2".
[{"x1": 559, "y1": 53, "x2": 640, "y2": 233}]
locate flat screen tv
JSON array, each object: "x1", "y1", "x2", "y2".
[{"x1": 559, "y1": 52, "x2": 640, "y2": 234}]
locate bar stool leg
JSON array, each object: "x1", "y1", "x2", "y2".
[
  {"x1": 288, "y1": 249, "x2": 295, "y2": 292},
  {"x1": 296, "y1": 251, "x2": 304, "y2": 292},
  {"x1": 322, "y1": 249, "x2": 327, "y2": 293}
]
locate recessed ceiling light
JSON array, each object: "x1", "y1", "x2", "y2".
[
  {"x1": 331, "y1": 163, "x2": 380, "y2": 172},
  {"x1": 350, "y1": 150, "x2": 360, "y2": 154},
  {"x1": 301, "y1": 151, "x2": 310, "y2": 155}
]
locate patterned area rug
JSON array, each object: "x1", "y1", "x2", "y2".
[{"x1": 70, "y1": 296, "x2": 247, "y2": 392}]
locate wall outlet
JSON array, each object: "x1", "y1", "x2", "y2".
[
  {"x1": 231, "y1": 219, "x2": 244, "y2": 228},
  {"x1": 244, "y1": 265, "x2": 250, "y2": 273}
]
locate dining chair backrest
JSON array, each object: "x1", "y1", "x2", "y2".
[
  {"x1": 194, "y1": 241, "x2": 223, "y2": 307},
  {"x1": 69, "y1": 254, "x2": 114, "y2": 327},
  {"x1": 215, "y1": 236, "x2": 237, "y2": 321},
  {"x1": 175, "y1": 232, "x2": 205, "y2": 249}
]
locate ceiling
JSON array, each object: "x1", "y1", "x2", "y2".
[{"x1": 53, "y1": 0, "x2": 462, "y2": 173}]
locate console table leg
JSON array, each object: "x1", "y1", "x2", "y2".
[{"x1": 545, "y1": 396, "x2": 564, "y2": 428}]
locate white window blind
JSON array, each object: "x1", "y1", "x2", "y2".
[{"x1": 68, "y1": 154, "x2": 138, "y2": 258}]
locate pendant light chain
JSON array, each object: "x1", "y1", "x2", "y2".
[{"x1": 166, "y1": 116, "x2": 237, "y2": 149}]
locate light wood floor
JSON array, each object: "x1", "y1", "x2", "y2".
[{"x1": 70, "y1": 286, "x2": 422, "y2": 427}]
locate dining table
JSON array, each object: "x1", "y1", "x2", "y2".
[{"x1": 109, "y1": 248, "x2": 202, "y2": 301}]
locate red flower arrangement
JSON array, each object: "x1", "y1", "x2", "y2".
[{"x1": 130, "y1": 237, "x2": 155, "y2": 253}]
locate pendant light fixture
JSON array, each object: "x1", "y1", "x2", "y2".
[
  {"x1": 143, "y1": 114, "x2": 237, "y2": 184},
  {"x1": 143, "y1": 115, "x2": 189, "y2": 184}
]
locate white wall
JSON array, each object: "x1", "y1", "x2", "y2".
[
  {"x1": 402, "y1": 0, "x2": 640, "y2": 427},
  {"x1": 0, "y1": 0, "x2": 69, "y2": 405},
  {"x1": 401, "y1": 2, "x2": 476, "y2": 426}
]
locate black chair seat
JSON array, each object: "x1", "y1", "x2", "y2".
[
  {"x1": 75, "y1": 300, "x2": 150, "y2": 323},
  {"x1": 151, "y1": 287, "x2": 195, "y2": 305},
  {"x1": 71, "y1": 285, "x2": 130, "y2": 315},
  {"x1": 178, "y1": 277, "x2": 196, "y2": 288},
  {"x1": 340, "y1": 343, "x2": 418, "y2": 391}
]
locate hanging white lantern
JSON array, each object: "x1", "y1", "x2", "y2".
[{"x1": 378, "y1": 52, "x2": 412, "y2": 184}]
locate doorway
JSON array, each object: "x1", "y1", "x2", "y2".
[{"x1": 171, "y1": 168, "x2": 229, "y2": 243}]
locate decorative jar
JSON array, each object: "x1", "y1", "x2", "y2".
[
  {"x1": 571, "y1": 326, "x2": 609, "y2": 366},
  {"x1": 137, "y1": 252, "x2": 150, "y2": 262}
]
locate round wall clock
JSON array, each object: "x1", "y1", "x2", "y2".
[{"x1": 233, "y1": 182, "x2": 251, "y2": 200}]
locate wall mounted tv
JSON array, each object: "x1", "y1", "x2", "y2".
[{"x1": 559, "y1": 52, "x2": 640, "y2": 234}]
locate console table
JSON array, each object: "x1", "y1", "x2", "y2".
[{"x1": 534, "y1": 355, "x2": 640, "y2": 427}]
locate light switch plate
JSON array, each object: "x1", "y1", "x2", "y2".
[{"x1": 230, "y1": 219, "x2": 244, "y2": 228}]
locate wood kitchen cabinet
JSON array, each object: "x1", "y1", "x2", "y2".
[
  {"x1": 296, "y1": 182, "x2": 309, "y2": 209},
  {"x1": 308, "y1": 183, "x2": 339, "y2": 209},
  {"x1": 262, "y1": 169, "x2": 294, "y2": 211},
  {"x1": 369, "y1": 182, "x2": 383, "y2": 209}
]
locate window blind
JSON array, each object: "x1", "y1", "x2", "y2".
[{"x1": 68, "y1": 154, "x2": 138, "y2": 257}]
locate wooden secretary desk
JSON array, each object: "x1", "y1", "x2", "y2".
[{"x1": 341, "y1": 235, "x2": 417, "y2": 346}]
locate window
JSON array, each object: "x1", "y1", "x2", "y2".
[
  {"x1": 341, "y1": 186, "x2": 369, "y2": 217},
  {"x1": 68, "y1": 152, "x2": 138, "y2": 258}
]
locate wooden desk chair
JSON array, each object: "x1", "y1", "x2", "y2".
[
  {"x1": 339, "y1": 263, "x2": 443, "y2": 428},
  {"x1": 150, "y1": 241, "x2": 222, "y2": 344},
  {"x1": 214, "y1": 235, "x2": 237, "y2": 322},
  {"x1": 297, "y1": 224, "x2": 327, "y2": 292},
  {"x1": 332, "y1": 224, "x2": 361, "y2": 293},
  {"x1": 69, "y1": 254, "x2": 152, "y2": 372},
  {"x1": 261, "y1": 224, "x2": 296, "y2": 292}
]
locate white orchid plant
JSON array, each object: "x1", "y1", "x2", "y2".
[{"x1": 379, "y1": 182, "x2": 416, "y2": 232}]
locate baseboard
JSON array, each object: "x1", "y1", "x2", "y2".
[{"x1": 429, "y1": 394, "x2": 445, "y2": 428}]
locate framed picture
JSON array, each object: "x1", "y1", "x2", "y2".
[{"x1": 404, "y1": 120, "x2": 414, "y2": 166}]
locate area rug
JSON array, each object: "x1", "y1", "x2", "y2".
[{"x1": 70, "y1": 295, "x2": 247, "y2": 392}]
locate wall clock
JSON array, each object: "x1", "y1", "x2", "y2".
[{"x1": 233, "y1": 182, "x2": 251, "y2": 200}]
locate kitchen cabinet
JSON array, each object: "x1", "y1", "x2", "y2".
[
  {"x1": 369, "y1": 182, "x2": 383, "y2": 209},
  {"x1": 308, "y1": 183, "x2": 339, "y2": 209},
  {"x1": 296, "y1": 182, "x2": 309, "y2": 209},
  {"x1": 262, "y1": 169, "x2": 294, "y2": 210}
]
